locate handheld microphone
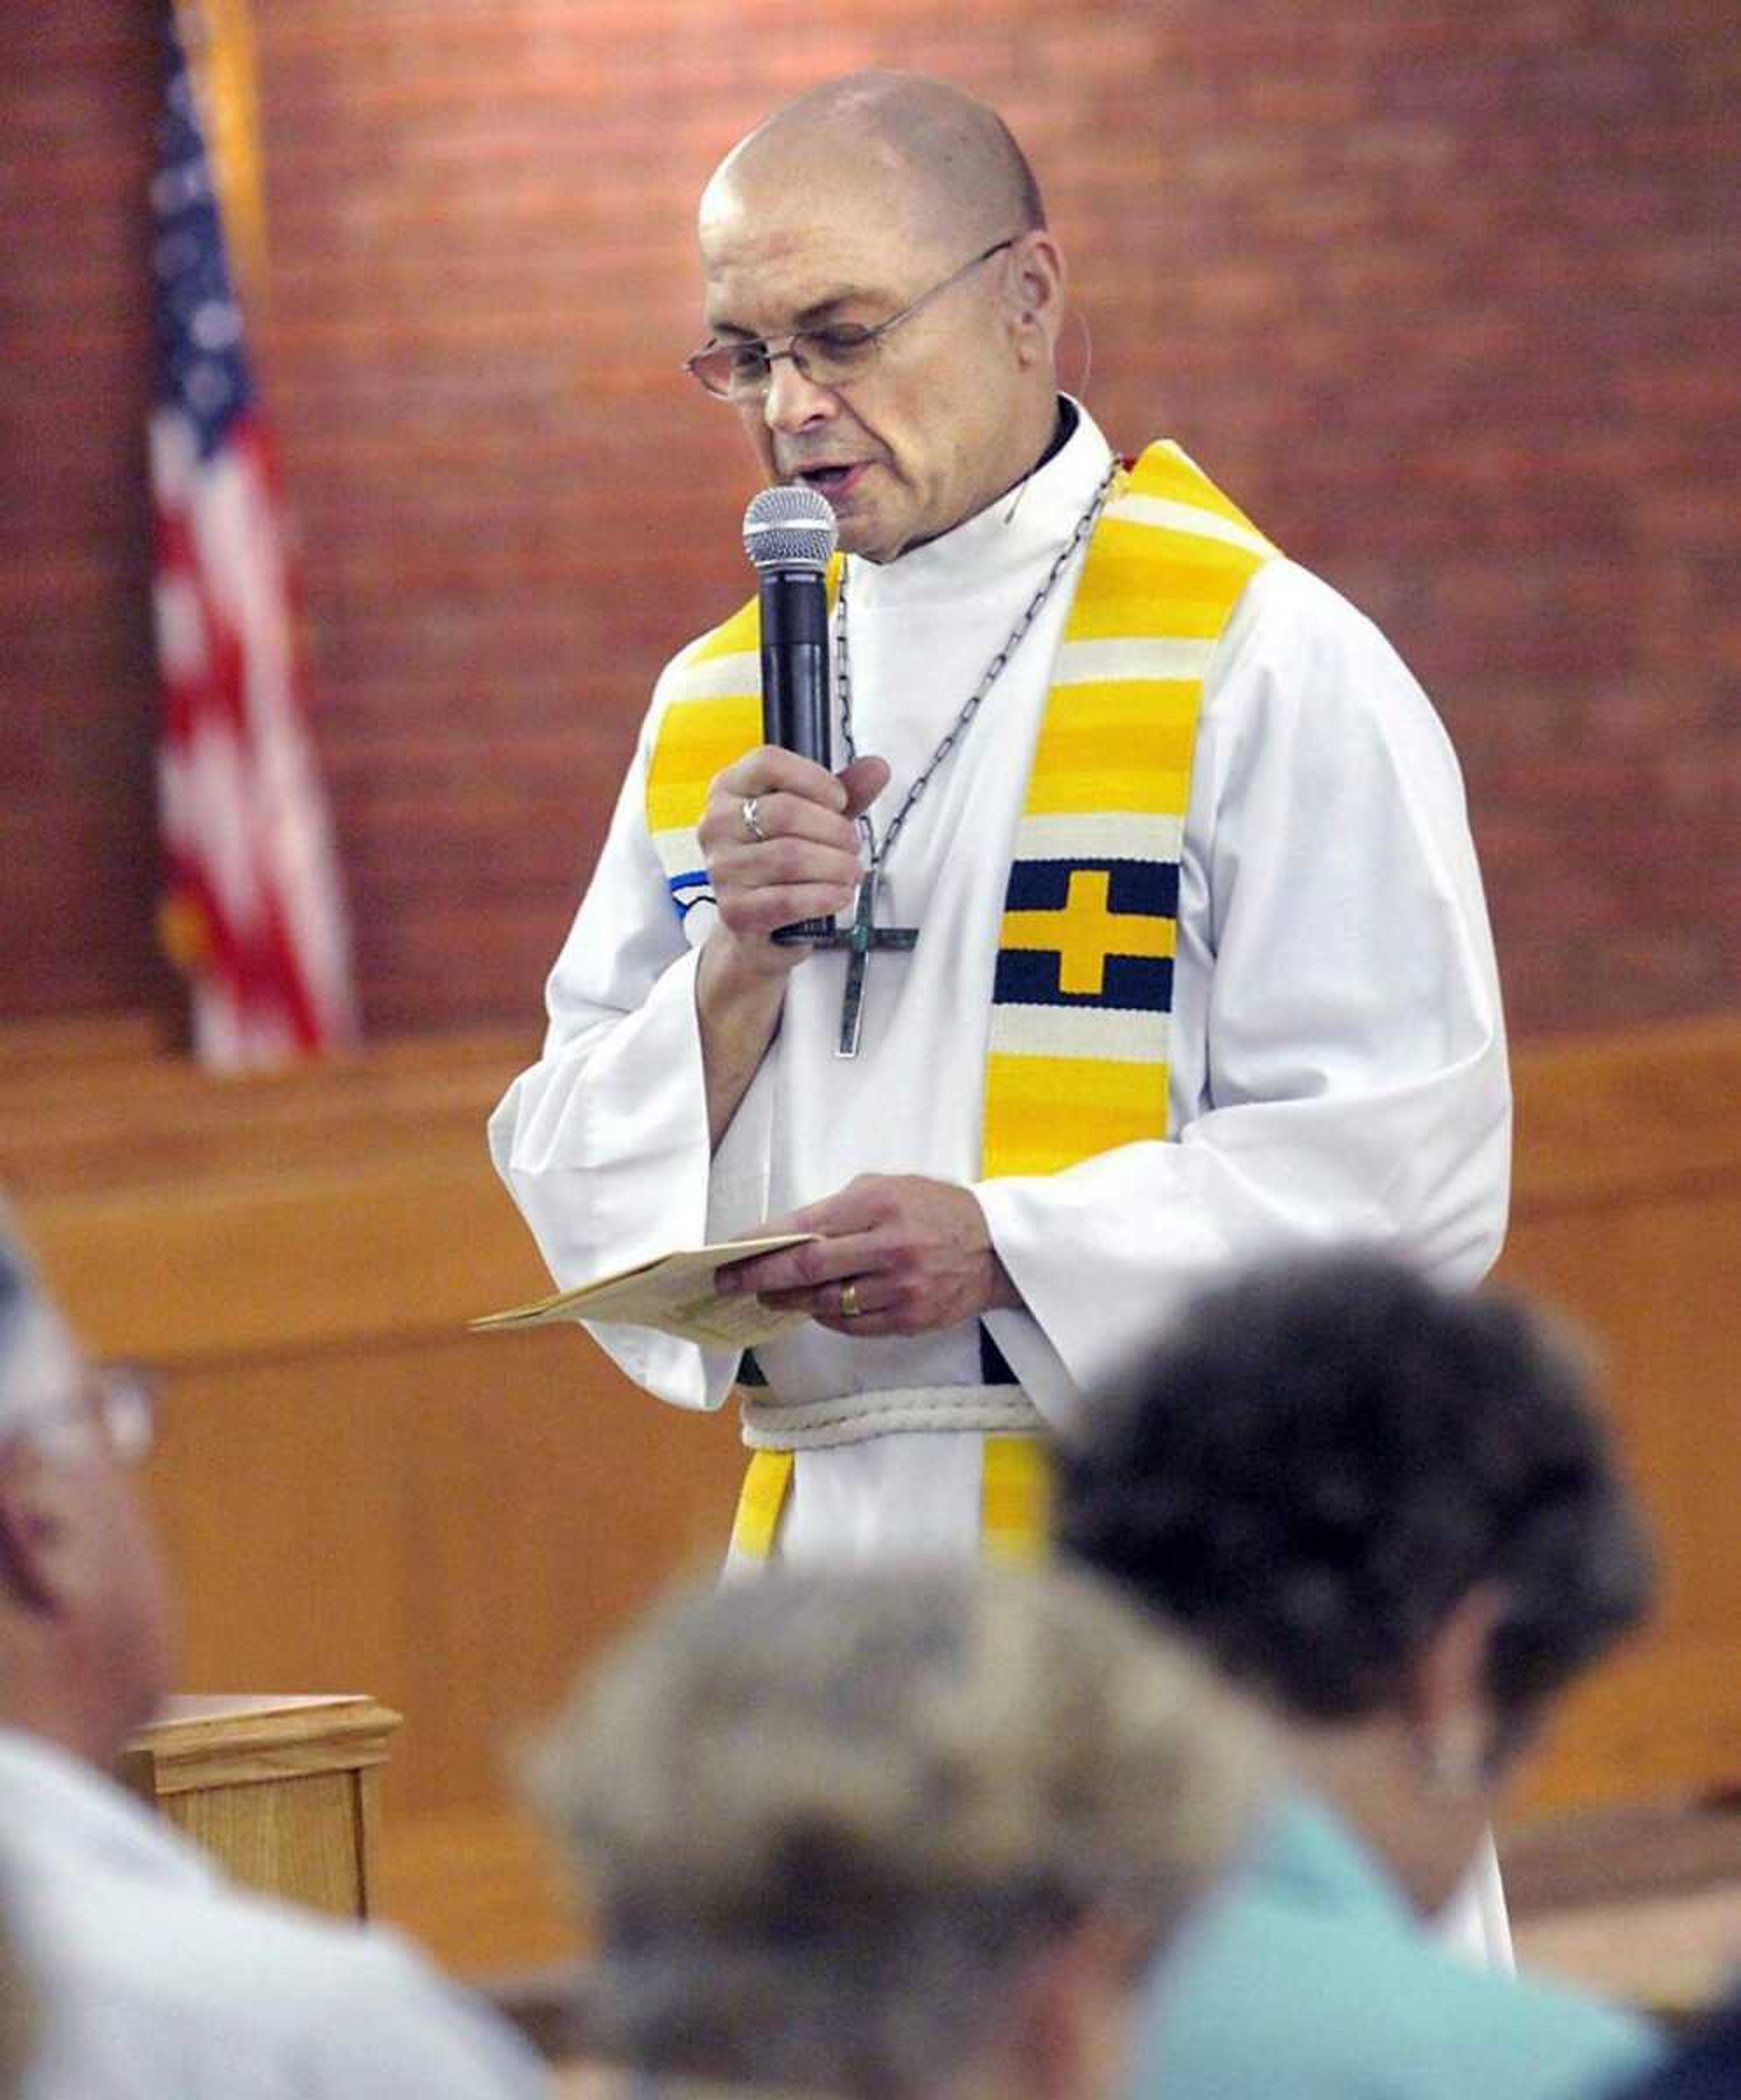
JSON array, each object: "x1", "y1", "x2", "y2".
[
  {"x1": 742, "y1": 484, "x2": 840, "y2": 940},
  {"x1": 742, "y1": 483, "x2": 837, "y2": 765}
]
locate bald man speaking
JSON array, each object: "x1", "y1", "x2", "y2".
[{"x1": 490, "y1": 75, "x2": 1511, "y2": 1572}]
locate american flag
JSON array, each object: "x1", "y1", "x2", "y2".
[{"x1": 149, "y1": 5, "x2": 358, "y2": 1067}]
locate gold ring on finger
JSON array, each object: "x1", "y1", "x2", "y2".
[{"x1": 839, "y1": 1280, "x2": 862, "y2": 1319}]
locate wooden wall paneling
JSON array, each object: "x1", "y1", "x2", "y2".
[
  {"x1": 1500, "y1": 1019, "x2": 1741, "y2": 1811},
  {"x1": 3, "y1": 1014, "x2": 1738, "y2": 1972}
]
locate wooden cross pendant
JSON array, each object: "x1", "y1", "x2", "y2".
[{"x1": 828, "y1": 871, "x2": 918, "y2": 1058}]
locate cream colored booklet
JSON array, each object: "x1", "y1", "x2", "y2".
[{"x1": 469, "y1": 1233, "x2": 820, "y2": 1350}]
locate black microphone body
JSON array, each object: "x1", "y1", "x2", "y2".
[
  {"x1": 757, "y1": 565, "x2": 831, "y2": 770},
  {"x1": 742, "y1": 485, "x2": 841, "y2": 942}
]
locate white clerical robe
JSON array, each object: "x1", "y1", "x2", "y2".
[
  {"x1": 489, "y1": 400, "x2": 1515, "y2": 1963},
  {"x1": 491, "y1": 401, "x2": 1510, "y2": 1516}
]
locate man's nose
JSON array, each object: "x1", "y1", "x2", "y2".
[{"x1": 761, "y1": 350, "x2": 836, "y2": 433}]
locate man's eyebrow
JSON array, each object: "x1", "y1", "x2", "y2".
[
  {"x1": 793, "y1": 290, "x2": 870, "y2": 326},
  {"x1": 705, "y1": 286, "x2": 887, "y2": 340}
]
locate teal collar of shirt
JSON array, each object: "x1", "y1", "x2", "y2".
[{"x1": 1252, "y1": 1790, "x2": 1422, "y2": 1927}]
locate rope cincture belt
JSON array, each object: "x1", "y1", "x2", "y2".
[
  {"x1": 730, "y1": 1427, "x2": 1054, "y2": 1566},
  {"x1": 740, "y1": 1383, "x2": 1044, "y2": 1450}
]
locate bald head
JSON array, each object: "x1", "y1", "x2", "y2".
[{"x1": 704, "y1": 72, "x2": 1044, "y2": 264}]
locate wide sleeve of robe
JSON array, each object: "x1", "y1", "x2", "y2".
[{"x1": 486, "y1": 671, "x2": 767, "y2": 1414}]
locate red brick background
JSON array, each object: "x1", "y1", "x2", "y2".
[{"x1": 2, "y1": 1, "x2": 1735, "y2": 1038}]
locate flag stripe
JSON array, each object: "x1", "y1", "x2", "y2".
[{"x1": 150, "y1": 5, "x2": 357, "y2": 1068}]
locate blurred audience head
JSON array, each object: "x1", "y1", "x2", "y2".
[
  {"x1": 0, "y1": 1203, "x2": 172, "y2": 1766},
  {"x1": 525, "y1": 1565, "x2": 1268, "y2": 2100},
  {"x1": 1060, "y1": 1250, "x2": 1653, "y2": 1915}
]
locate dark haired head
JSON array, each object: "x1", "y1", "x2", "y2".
[{"x1": 1059, "y1": 1253, "x2": 1652, "y2": 1732}]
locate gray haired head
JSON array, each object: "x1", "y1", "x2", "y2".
[{"x1": 525, "y1": 1566, "x2": 1267, "y2": 2099}]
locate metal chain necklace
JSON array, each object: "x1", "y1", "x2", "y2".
[
  {"x1": 822, "y1": 458, "x2": 1120, "y2": 1058},
  {"x1": 834, "y1": 458, "x2": 1119, "y2": 871}
]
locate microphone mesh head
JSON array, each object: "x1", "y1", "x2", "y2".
[{"x1": 742, "y1": 484, "x2": 839, "y2": 573}]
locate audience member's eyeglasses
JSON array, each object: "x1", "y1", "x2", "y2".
[
  {"x1": 683, "y1": 237, "x2": 1018, "y2": 401},
  {"x1": 89, "y1": 1363, "x2": 158, "y2": 1465}
]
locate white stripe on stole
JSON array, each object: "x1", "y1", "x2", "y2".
[
  {"x1": 652, "y1": 824, "x2": 705, "y2": 870},
  {"x1": 988, "y1": 1003, "x2": 1172, "y2": 1063},
  {"x1": 1108, "y1": 494, "x2": 1274, "y2": 558},
  {"x1": 677, "y1": 629, "x2": 1222, "y2": 699},
  {"x1": 1009, "y1": 811, "x2": 1186, "y2": 863},
  {"x1": 1049, "y1": 635, "x2": 1219, "y2": 685},
  {"x1": 668, "y1": 651, "x2": 759, "y2": 700},
  {"x1": 655, "y1": 828, "x2": 723, "y2": 941}
]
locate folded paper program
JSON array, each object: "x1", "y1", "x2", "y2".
[{"x1": 470, "y1": 1234, "x2": 819, "y2": 1350}]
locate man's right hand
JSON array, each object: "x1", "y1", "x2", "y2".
[
  {"x1": 694, "y1": 746, "x2": 890, "y2": 1150},
  {"x1": 698, "y1": 746, "x2": 891, "y2": 977}
]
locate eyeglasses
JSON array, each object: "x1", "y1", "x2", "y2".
[
  {"x1": 684, "y1": 237, "x2": 1018, "y2": 401},
  {"x1": 90, "y1": 1362, "x2": 157, "y2": 1464},
  {"x1": 5, "y1": 1363, "x2": 157, "y2": 1467}
]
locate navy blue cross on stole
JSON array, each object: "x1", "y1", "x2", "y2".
[{"x1": 994, "y1": 858, "x2": 1178, "y2": 1009}]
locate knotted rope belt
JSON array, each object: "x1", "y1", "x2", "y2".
[{"x1": 730, "y1": 1399, "x2": 1053, "y2": 1566}]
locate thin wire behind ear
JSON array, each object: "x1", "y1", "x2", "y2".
[{"x1": 1062, "y1": 307, "x2": 1093, "y2": 403}]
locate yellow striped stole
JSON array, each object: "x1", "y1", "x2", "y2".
[
  {"x1": 984, "y1": 441, "x2": 1274, "y2": 1174},
  {"x1": 644, "y1": 443, "x2": 1276, "y2": 1176},
  {"x1": 644, "y1": 576, "x2": 837, "y2": 925}
]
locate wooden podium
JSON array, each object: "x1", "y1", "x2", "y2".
[{"x1": 118, "y1": 1694, "x2": 402, "y2": 1920}]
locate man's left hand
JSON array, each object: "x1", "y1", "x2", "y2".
[{"x1": 716, "y1": 1175, "x2": 1022, "y2": 1336}]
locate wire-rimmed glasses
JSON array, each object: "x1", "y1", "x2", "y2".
[
  {"x1": 10, "y1": 1361, "x2": 158, "y2": 1466},
  {"x1": 91, "y1": 1362, "x2": 157, "y2": 1464},
  {"x1": 684, "y1": 236, "x2": 1018, "y2": 401}
]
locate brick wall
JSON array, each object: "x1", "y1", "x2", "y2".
[
  {"x1": 2, "y1": 0, "x2": 1734, "y2": 1037},
  {"x1": 1, "y1": 10, "x2": 162, "y2": 1017}
]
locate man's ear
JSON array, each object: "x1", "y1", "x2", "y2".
[
  {"x1": 1006, "y1": 230, "x2": 1066, "y2": 361},
  {"x1": 0, "y1": 1440, "x2": 68, "y2": 1615}
]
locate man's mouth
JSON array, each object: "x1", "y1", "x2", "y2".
[{"x1": 792, "y1": 462, "x2": 869, "y2": 500}]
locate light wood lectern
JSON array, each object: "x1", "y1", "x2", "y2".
[{"x1": 118, "y1": 1693, "x2": 402, "y2": 1920}]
